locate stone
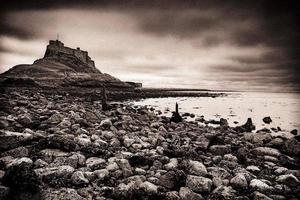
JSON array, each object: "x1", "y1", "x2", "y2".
[
  {"x1": 41, "y1": 187, "x2": 85, "y2": 200},
  {"x1": 291, "y1": 129, "x2": 298, "y2": 135},
  {"x1": 252, "y1": 147, "x2": 281, "y2": 157},
  {"x1": 283, "y1": 137, "x2": 300, "y2": 156},
  {"x1": 35, "y1": 165, "x2": 75, "y2": 186},
  {"x1": 7, "y1": 157, "x2": 33, "y2": 168},
  {"x1": 100, "y1": 118, "x2": 112, "y2": 128},
  {"x1": 58, "y1": 118, "x2": 71, "y2": 128},
  {"x1": 179, "y1": 187, "x2": 203, "y2": 200},
  {"x1": 209, "y1": 145, "x2": 231, "y2": 155},
  {"x1": 0, "y1": 130, "x2": 33, "y2": 151},
  {"x1": 34, "y1": 159, "x2": 49, "y2": 168},
  {"x1": 71, "y1": 171, "x2": 89, "y2": 185},
  {"x1": 116, "y1": 159, "x2": 133, "y2": 178},
  {"x1": 159, "y1": 170, "x2": 186, "y2": 190},
  {"x1": 246, "y1": 165, "x2": 260, "y2": 173},
  {"x1": 166, "y1": 191, "x2": 180, "y2": 200},
  {"x1": 230, "y1": 173, "x2": 248, "y2": 190},
  {"x1": 186, "y1": 175, "x2": 213, "y2": 193},
  {"x1": 189, "y1": 160, "x2": 207, "y2": 176},
  {"x1": 1, "y1": 146, "x2": 29, "y2": 158},
  {"x1": 86, "y1": 157, "x2": 106, "y2": 170},
  {"x1": 164, "y1": 158, "x2": 178, "y2": 170},
  {"x1": 276, "y1": 174, "x2": 299, "y2": 187},
  {"x1": 106, "y1": 162, "x2": 119, "y2": 172},
  {"x1": 123, "y1": 138, "x2": 135, "y2": 147},
  {"x1": 253, "y1": 191, "x2": 272, "y2": 200},
  {"x1": 241, "y1": 118, "x2": 256, "y2": 132},
  {"x1": 249, "y1": 179, "x2": 274, "y2": 192},
  {"x1": 94, "y1": 169, "x2": 109, "y2": 180},
  {"x1": 0, "y1": 186, "x2": 10, "y2": 200},
  {"x1": 209, "y1": 186, "x2": 236, "y2": 200},
  {"x1": 140, "y1": 181, "x2": 158, "y2": 193},
  {"x1": 263, "y1": 117, "x2": 272, "y2": 124}
]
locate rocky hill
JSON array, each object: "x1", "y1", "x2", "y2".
[{"x1": 0, "y1": 40, "x2": 133, "y2": 90}]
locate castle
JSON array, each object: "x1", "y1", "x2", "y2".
[{"x1": 44, "y1": 40, "x2": 95, "y2": 68}]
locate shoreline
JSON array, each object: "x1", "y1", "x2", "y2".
[{"x1": 0, "y1": 89, "x2": 299, "y2": 199}]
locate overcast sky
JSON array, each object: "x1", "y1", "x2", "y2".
[{"x1": 0, "y1": 0, "x2": 299, "y2": 91}]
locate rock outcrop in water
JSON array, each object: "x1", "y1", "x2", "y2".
[{"x1": 0, "y1": 89, "x2": 299, "y2": 200}]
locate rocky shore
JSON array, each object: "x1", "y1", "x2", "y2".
[{"x1": 0, "y1": 89, "x2": 299, "y2": 200}]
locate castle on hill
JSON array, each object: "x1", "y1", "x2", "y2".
[{"x1": 44, "y1": 40, "x2": 95, "y2": 68}]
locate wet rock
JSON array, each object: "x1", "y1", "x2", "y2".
[
  {"x1": 71, "y1": 171, "x2": 89, "y2": 186},
  {"x1": 41, "y1": 134, "x2": 77, "y2": 152},
  {"x1": 100, "y1": 118, "x2": 112, "y2": 128},
  {"x1": 86, "y1": 157, "x2": 106, "y2": 170},
  {"x1": 140, "y1": 181, "x2": 158, "y2": 193},
  {"x1": 291, "y1": 129, "x2": 298, "y2": 135},
  {"x1": 0, "y1": 130, "x2": 33, "y2": 151},
  {"x1": 249, "y1": 179, "x2": 274, "y2": 192},
  {"x1": 186, "y1": 175, "x2": 213, "y2": 193},
  {"x1": 35, "y1": 165, "x2": 75, "y2": 186},
  {"x1": 253, "y1": 191, "x2": 272, "y2": 200},
  {"x1": 241, "y1": 118, "x2": 256, "y2": 132},
  {"x1": 7, "y1": 157, "x2": 33, "y2": 168},
  {"x1": 41, "y1": 187, "x2": 85, "y2": 200},
  {"x1": 94, "y1": 169, "x2": 109, "y2": 180},
  {"x1": 34, "y1": 159, "x2": 49, "y2": 168},
  {"x1": 282, "y1": 137, "x2": 300, "y2": 156},
  {"x1": 189, "y1": 160, "x2": 207, "y2": 176},
  {"x1": 159, "y1": 170, "x2": 186, "y2": 190},
  {"x1": 116, "y1": 158, "x2": 133, "y2": 178},
  {"x1": 263, "y1": 117, "x2": 272, "y2": 124},
  {"x1": 252, "y1": 147, "x2": 281, "y2": 157},
  {"x1": 166, "y1": 191, "x2": 181, "y2": 200},
  {"x1": 0, "y1": 186, "x2": 10, "y2": 200},
  {"x1": 164, "y1": 158, "x2": 178, "y2": 170},
  {"x1": 209, "y1": 186, "x2": 236, "y2": 200},
  {"x1": 3, "y1": 158, "x2": 41, "y2": 199},
  {"x1": 276, "y1": 174, "x2": 299, "y2": 187},
  {"x1": 179, "y1": 187, "x2": 203, "y2": 200},
  {"x1": 230, "y1": 173, "x2": 248, "y2": 190},
  {"x1": 209, "y1": 145, "x2": 231, "y2": 156},
  {"x1": 246, "y1": 165, "x2": 260, "y2": 173},
  {"x1": 1, "y1": 146, "x2": 29, "y2": 158},
  {"x1": 58, "y1": 118, "x2": 71, "y2": 128}
]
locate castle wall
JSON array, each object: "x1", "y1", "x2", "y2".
[{"x1": 46, "y1": 40, "x2": 95, "y2": 68}]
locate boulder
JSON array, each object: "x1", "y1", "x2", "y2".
[
  {"x1": 209, "y1": 186, "x2": 236, "y2": 200},
  {"x1": 186, "y1": 175, "x2": 212, "y2": 193},
  {"x1": 276, "y1": 174, "x2": 299, "y2": 187},
  {"x1": 94, "y1": 169, "x2": 109, "y2": 180},
  {"x1": 140, "y1": 181, "x2": 158, "y2": 193},
  {"x1": 209, "y1": 145, "x2": 231, "y2": 156},
  {"x1": 71, "y1": 171, "x2": 89, "y2": 186},
  {"x1": 0, "y1": 130, "x2": 33, "y2": 151},
  {"x1": 179, "y1": 187, "x2": 203, "y2": 200},
  {"x1": 249, "y1": 179, "x2": 274, "y2": 192},
  {"x1": 230, "y1": 173, "x2": 248, "y2": 190},
  {"x1": 86, "y1": 157, "x2": 106, "y2": 170},
  {"x1": 263, "y1": 117, "x2": 272, "y2": 124},
  {"x1": 116, "y1": 159, "x2": 133, "y2": 178},
  {"x1": 189, "y1": 160, "x2": 207, "y2": 176},
  {"x1": 41, "y1": 188, "x2": 85, "y2": 200},
  {"x1": 252, "y1": 147, "x2": 281, "y2": 157}
]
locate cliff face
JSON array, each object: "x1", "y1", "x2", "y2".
[{"x1": 0, "y1": 40, "x2": 133, "y2": 89}]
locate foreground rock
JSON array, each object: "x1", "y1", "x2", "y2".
[{"x1": 0, "y1": 89, "x2": 299, "y2": 200}]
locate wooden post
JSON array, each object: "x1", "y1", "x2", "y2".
[{"x1": 102, "y1": 86, "x2": 109, "y2": 111}]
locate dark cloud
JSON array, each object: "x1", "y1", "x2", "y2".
[{"x1": 0, "y1": 0, "x2": 299, "y2": 91}]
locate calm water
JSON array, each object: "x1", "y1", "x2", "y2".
[{"x1": 132, "y1": 92, "x2": 300, "y2": 131}]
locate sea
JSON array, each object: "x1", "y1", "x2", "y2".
[{"x1": 132, "y1": 92, "x2": 300, "y2": 132}]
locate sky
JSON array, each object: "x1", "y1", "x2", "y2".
[{"x1": 0, "y1": 0, "x2": 299, "y2": 91}]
